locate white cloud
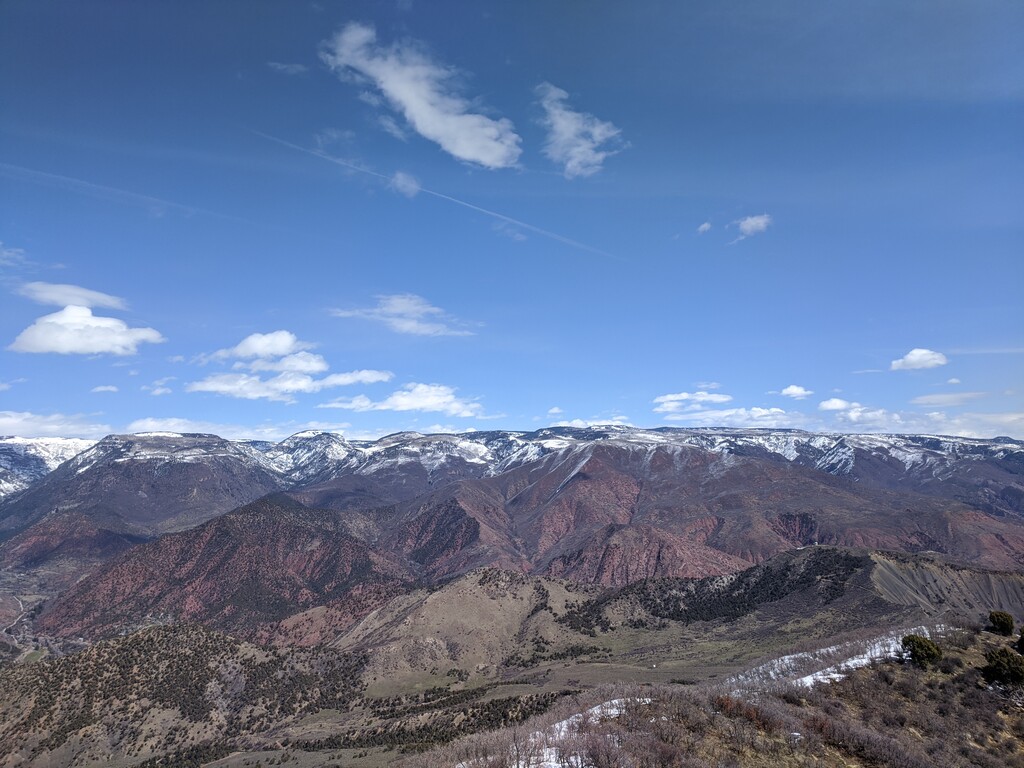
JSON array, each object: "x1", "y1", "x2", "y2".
[
  {"x1": 187, "y1": 369, "x2": 392, "y2": 403},
  {"x1": 244, "y1": 352, "x2": 330, "y2": 374},
  {"x1": 547, "y1": 406, "x2": 563, "y2": 415},
  {"x1": 910, "y1": 392, "x2": 986, "y2": 407},
  {"x1": 191, "y1": 331, "x2": 389, "y2": 403},
  {"x1": 126, "y1": 417, "x2": 352, "y2": 442},
  {"x1": 815, "y1": 397, "x2": 905, "y2": 430},
  {"x1": 947, "y1": 378, "x2": 961, "y2": 385},
  {"x1": 730, "y1": 214, "x2": 772, "y2": 243},
  {"x1": 267, "y1": 61, "x2": 307, "y2": 75},
  {"x1": 652, "y1": 390, "x2": 733, "y2": 413},
  {"x1": 695, "y1": 381, "x2": 721, "y2": 390},
  {"x1": 663, "y1": 406, "x2": 805, "y2": 429},
  {"x1": 780, "y1": 384, "x2": 814, "y2": 400},
  {"x1": 812, "y1": 400, "x2": 1024, "y2": 439},
  {"x1": 91, "y1": 385, "x2": 118, "y2": 393},
  {"x1": 891, "y1": 348, "x2": 948, "y2": 370},
  {"x1": 331, "y1": 294, "x2": 473, "y2": 336},
  {"x1": 832, "y1": 404, "x2": 901, "y2": 429},
  {"x1": 213, "y1": 330, "x2": 314, "y2": 361},
  {"x1": 422, "y1": 424, "x2": 476, "y2": 435},
  {"x1": 8, "y1": 305, "x2": 165, "y2": 356},
  {"x1": 320, "y1": 382, "x2": 482, "y2": 418},
  {"x1": 142, "y1": 377, "x2": 175, "y2": 396},
  {"x1": 938, "y1": 412, "x2": 1024, "y2": 439},
  {"x1": 819, "y1": 398, "x2": 853, "y2": 411},
  {"x1": 551, "y1": 415, "x2": 632, "y2": 428},
  {"x1": 322, "y1": 22, "x2": 521, "y2": 169},
  {"x1": 697, "y1": 221, "x2": 712, "y2": 234},
  {"x1": 0, "y1": 410, "x2": 111, "y2": 438},
  {"x1": 536, "y1": 82, "x2": 624, "y2": 179},
  {"x1": 390, "y1": 171, "x2": 421, "y2": 198},
  {"x1": 19, "y1": 281, "x2": 127, "y2": 310}
]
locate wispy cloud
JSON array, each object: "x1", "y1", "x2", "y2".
[
  {"x1": 697, "y1": 221, "x2": 712, "y2": 234},
  {"x1": 125, "y1": 416, "x2": 353, "y2": 442},
  {"x1": 652, "y1": 390, "x2": 733, "y2": 413},
  {"x1": 90, "y1": 385, "x2": 119, "y2": 393},
  {"x1": 816, "y1": 399, "x2": 1024, "y2": 439},
  {"x1": 254, "y1": 131, "x2": 618, "y2": 259},
  {"x1": 187, "y1": 370, "x2": 391, "y2": 402},
  {"x1": 390, "y1": 171, "x2": 421, "y2": 198},
  {"x1": 267, "y1": 61, "x2": 308, "y2": 75},
  {"x1": 378, "y1": 115, "x2": 408, "y2": 141},
  {"x1": 0, "y1": 242, "x2": 30, "y2": 268},
  {"x1": 8, "y1": 306, "x2": 165, "y2": 356},
  {"x1": 891, "y1": 348, "x2": 948, "y2": 370},
  {"x1": 730, "y1": 214, "x2": 772, "y2": 243},
  {"x1": 245, "y1": 352, "x2": 330, "y2": 374},
  {"x1": 0, "y1": 410, "x2": 112, "y2": 439},
  {"x1": 910, "y1": 392, "x2": 986, "y2": 407},
  {"x1": 19, "y1": 281, "x2": 127, "y2": 310},
  {"x1": 493, "y1": 221, "x2": 527, "y2": 241},
  {"x1": 662, "y1": 406, "x2": 805, "y2": 429},
  {"x1": 552, "y1": 415, "x2": 632, "y2": 428},
  {"x1": 332, "y1": 293, "x2": 473, "y2": 336},
  {"x1": 314, "y1": 127, "x2": 355, "y2": 150},
  {"x1": 321, "y1": 22, "x2": 521, "y2": 169},
  {"x1": 0, "y1": 162, "x2": 248, "y2": 223},
  {"x1": 142, "y1": 376, "x2": 175, "y2": 396},
  {"x1": 320, "y1": 382, "x2": 483, "y2": 418},
  {"x1": 536, "y1": 82, "x2": 624, "y2": 179}
]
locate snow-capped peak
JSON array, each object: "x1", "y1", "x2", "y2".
[{"x1": 0, "y1": 436, "x2": 96, "y2": 500}]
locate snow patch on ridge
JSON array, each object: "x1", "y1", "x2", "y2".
[{"x1": 729, "y1": 624, "x2": 944, "y2": 689}]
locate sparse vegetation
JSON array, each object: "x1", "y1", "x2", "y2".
[
  {"x1": 0, "y1": 624, "x2": 367, "y2": 766},
  {"x1": 400, "y1": 631, "x2": 1024, "y2": 768},
  {"x1": 990, "y1": 610, "x2": 1015, "y2": 636},
  {"x1": 982, "y1": 646, "x2": 1024, "y2": 685},
  {"x1": 901, "y1": 634, "x2": 942, "y2": 668},
  {"x1": 557, "y1": 548, "x2": 867, "y2": 634}
]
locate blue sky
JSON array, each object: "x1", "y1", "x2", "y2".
[{"x1": 1, "y1": 1, "x2": 1022, "y2": 440}]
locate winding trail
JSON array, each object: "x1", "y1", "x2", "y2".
[{"x1": 3, "y1": 595, "x2": 26, "y2": 634}]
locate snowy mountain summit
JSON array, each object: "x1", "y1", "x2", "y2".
[
  {"x1": 0, "y1": 436, "x2": 96, "y2": 500},
  {"x1": 1, "y1": 426, "x2": 1021, "y2": 516}
]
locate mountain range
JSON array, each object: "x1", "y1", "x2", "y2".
[
  {"x1": 0, "y1": 426, "x2": 1018, "y2": 641},
  {"x1": 2, "y1": 425, "x2": 1024, "y2": 767},
  {"x1": 1, "y1": 427, "x2": 1021, "y2": 580}
]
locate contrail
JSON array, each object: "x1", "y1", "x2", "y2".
[
  {"x1": 0, "y1": 162, "x2": 250, "y2": 224},
  {"x1": 251, "y1": 130, "x2": 621, "y2": 261}
]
